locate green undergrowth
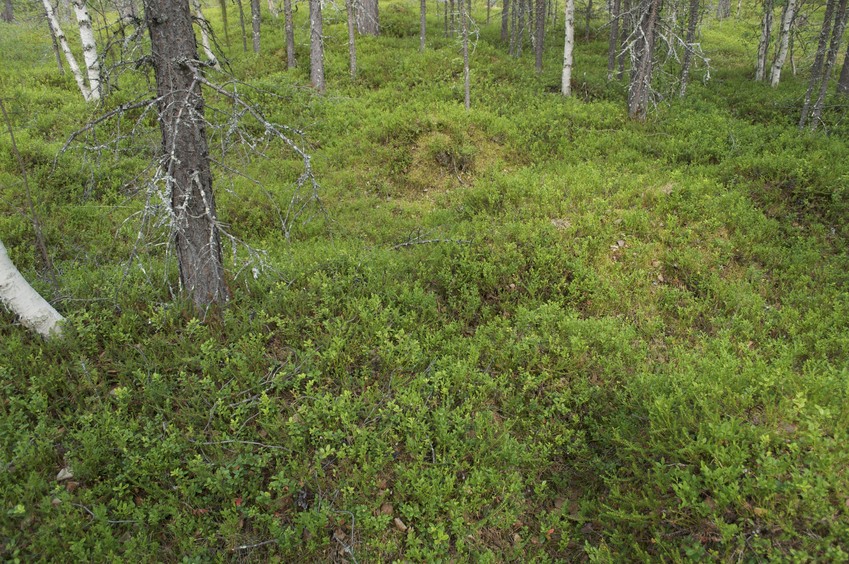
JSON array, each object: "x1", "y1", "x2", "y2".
[{"x1": 1, "y1": 2, "x2": 849, "y2": 561}]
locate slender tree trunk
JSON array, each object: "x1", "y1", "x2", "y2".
[
  {"x1": 310, "y1": 0, "x2": 325, "y2": 92},
  {"x1": 285, "y1": 0, "x2": 296, "y2": 67},
  {"x1": 607, "y1": 0, "x2": 620, "y2": 79},
  {"x1": 237, "y1": 0, "x2": 248, "y2": 52},
  {"x1": 357, "y1": 0, "x2": 380, "y2": 34},
  {"x1": 618, "y1": 0, "x2": 629, "y2": 79},
  {"x1": 0, "y1": 240, "x2": 64, "y2": 338},
  {"x1": 535, "y1": 0, "x2": 545, "y2": 71},
  {"x1": 769, "y1": 0, "x2": 797, "y2": 86},
  {"x1": 488, "y1": 0, "x2": 492, "y2": 23},
  {"x1": 755, "y1": 0, "x2": 773, "y2": 80},
  {"x1": 445, "y1": 0, "x2": 449, "y2": 36},
  {"x1": 71, "y1": 0, "x2": 101, "y2": 101},
  {"x1": 562, "y1": 0, "x2": 575, "y2": 94},
  {"x1": 586, "y1": 0, "x2": 592, "y2": 38},
  {"x1": 679, "y1": 0, "x2": 700, "y2": 96},
  {"x1": 810, "y1": 0, "x2": 849, "y2": 126},
  {"x1": 44, "y1": 6, "x2": 66, "y2": 75},
  {"x1": 251, "y1": 0, "x2": 261, "y2": 52},
  {"x1": 42, "y1": 0, "x2": 90, "y2": 100},
  {"x1": 628, "y1": 0, "x2": 661, "y2": 120},
  {"x1": 347, "y1": 0, "x2": 357, "y2": 76},
  {"x1": 450, "y1": 0, "x2": 456, "y2": 35},
  {"x1": 502, "y1": 0, "x2": 510, "y2": 41},
  {"x1": 510, "y1": 0, "x2": 518, "y2": 55},
  {"x1": 460, "y1": 0, "x2": 471, "y2": 109},
  {"x1": 143, "y1": 0, "x2": 230, "y2": 309},
  {"x1": 800, "y1": 0, "x2": 837, "y2": 126},
  {"x1": 219, "y1": 0, "x2": 230, "y2": 45},
  {"x1": 193, "y1": 0, "x2": 221, "y2": 69},
  {"x1": 421, "y1": 0, "x2": 427, "y2": 51},
  {"x1": 837, "y1": 41, "x2": 849, "y2": 94},
  {"x1": 1, "y1": 0, "x2": 12, "y2": 23},
  {"x1": 518, "y1": 0, "x2": 525, "y2": 56}
]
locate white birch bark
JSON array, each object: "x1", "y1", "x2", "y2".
[
  {"x1": 42, "y1": 0, "x2": 91, "y2": 101},
  {"x1": 562, "y1": 0, "x2": 575, "y2": 95},
  {"x1": 769, "y1": 0, "x2": 796, "y2": 86},
  {"x1": 0, "y1": 240, "x2": 64, "y2": 338},
  {"x1": 71, "y1": 0, "x2": 101, "y2": 101},
  {"x1": 192, "y1": 0, "x2": 221, "y2": 69}
]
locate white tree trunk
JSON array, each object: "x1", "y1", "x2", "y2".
[
  {"x1": 192, "y1": 0, "x2": 221, "y2": 69},
  {"x1": 42, "y1": 0, "x2": 91, "y2": 101},
  {"x1": 562, "y1": 0, "x2": 575, "y2": 95},
  {"x1": 769, "y1": 0, "x2": 796, "y2": 86},
  {"x1": 71, "y1": 0, "x2": 100, "y2": 101},
  {"x1": 0, "y1": 240, "x2": 64, "y2": 338}
]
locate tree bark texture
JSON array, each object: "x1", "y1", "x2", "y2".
[
  {"x1": 347, "y1": 0, "x2": 357, "y2": 76},
  {"x1": 357, "y1": 0, "x2": 380, "y2": 35},
  {"x1": 284, "y1": 0, "x2": 296, "y2": 67},
  {"x1": 71, "y1": 0, "x2": 101, "y2": 101},
  {"x1": 193, "y1": 0, "x2": 221, "y2": 69},
  {"x1": 838, "y1": 41, "x2": 849, "y2": 94},
  {"x1": 421, "y1": 0, "x2": 427, "y2": 51},
  {"x1": 0, "y1": 240, "x2": 64, "y2": 338},
  {"x1": 502, "y1": 0, "x2": 510, "y2": 42},
  {"x1": 310, "y1": 0, "x2": 325, "y2": 92},
  {"x1": 460, "y1": 0, "x2": 470, "y2": 110},
  {"x1": 755, "y1": 0, "x2": 772, "y2": 80},
  {"x1": 143, "y1": 0, "x2": 230, "y2": 309},
  {"x1": 799, "y1": 0, "x2": 837, "y2": 126},
  {"x1": 237, "y1": 0, "x2": 248, "y2": 52},
  {"x1": 218, "y1": 0, "x2": 230, "y2": 46},
  {"x1": 2, "y1": 0, "x2": 12, "y2": 23},
  {"x1": 42, "y1": 0, "x2": 90, "y2": 100},
  {"x1": 251, "y1": 0, "x2": 261, "y2": 52},
  {"x1": 809, "y1": 0, "x2": 849, "y2": 126},
  {"x1": 628, "y1": 0, "x2": 661, "y2": 120},
  {"x1": 562, "y1": 0, "x2": 575, "y2": 94},
  {"x1": 607, "y1": 0, "x2": 620, "y2": 80},
  {"x1": 769, "y1": 0, "x2": 796, "y2": 86},
  {"x1": 679, "y1": 0, "x2": 700, "y2": 96},
  {"x1": 535, "y1": 0, "x2": 546, "y2": 71}
]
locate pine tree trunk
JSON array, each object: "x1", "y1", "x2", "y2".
[
  {"x1": 585, "y1": 0, "x2": 592, "y2": 39},
  {"x1": 607, "y1": 0, "x2": 619, "y2": 80},
  {"x1": 219, "y1": 0, "x2": 230, "y2": 45},
  {"x1": 71, "y1": 0, "x2": 100, "y2": 101},
  {"x1": 518, "y1": 0, "x2": 525, "y2": 56},
  {"x1": 679, "y1": 0, "x2": 700, "y2": 96},
  {"x1": 618, "y1": 0, "x2": 629, "y2": 79},
  {"x1": 285, "y1": 0, "x2": 296, "y2": 67},
  {"x1": 347, "y1": 0, "x2": 357, "y2": 76},
  {"x1": 1, "y1": 0, "x2": 12, "y2": 23},
  {"x1": 460, "y1": 0, "x2": 471, "y2": 110},
  {"x1": 809, "y1": 0, "x2": 849, "y2": 127},
  {"x1": 251, "y1": 0, "x2": 261, "y2": 52},
  {"x1": 799, "y1": 0, "x2": 837, "y2": 126},
  {"x1": 837, "y1": 42, "x2": 849, "y2": 94},
  {"x1": 535, "y1": 0, "x2": 545, "y2": 71},
  {"x1": 0, "y1": 240, "x2": 64, "y2": 338},
  {"x1": 42, "y1": 0, "x2": 90, "y2": 100},
  {"x1": 510, "y1": 0, "x2": 517, "y2": 54},
  {"x1": 357, "y1": 0, "x2": 380, "y2": 35},
  {"x1": 769, "y1": 0, "x2": 796, "y2": 86},
  {"x1": 421, "y1": 0, "x2": 427, "y2": 51},
  {"x1": 310, "y1": 0, "x2": 325, "y2": 92},
  {"x1": 193, "y1": 0, "x2": 221, "y2": 69},
  {"x1": 502, "y1": 0, "x2": 510, "y2": 41},
  {"x1": 450, "y1": 0, "x2": 456, "y2": 35},
  {"x1": 755, "y1": 0, "x2": 773, "y2": 81},
  {"x1": 237, "y1": 0, "x2": 248, "y2": 52},
  {"x1": 143, "y1": 0, "x2": 230, "y2": 310},
  {"x1": 562, "y1": 0, "x2": 575, "y2": 94},
  {"x1": 628, "y1": 0, "x2": 661, "y2": 120}
]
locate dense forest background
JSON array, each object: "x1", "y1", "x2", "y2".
[{"x1": 1, "y1": 0, "x2": 848, "y2": 559}]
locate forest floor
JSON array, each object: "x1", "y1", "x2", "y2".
[{"x1": 1, "y1": 2, "x2": 849, "y2": 560}]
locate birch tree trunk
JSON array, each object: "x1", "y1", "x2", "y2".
[
  {"x1": 460, "y1": 0, "x2": 471, "y2": 110},
  {"x1": 0, "y1": 240, "x2": 64, "y2": 338},
  {"x1": 143, "y1": 0, "x2": 230, "y2": 310},
  {"x1": 193, "y1": 0, "x2": 221, "y2": 69},
  {"x1": 769, "y1": 0, "x2": 796, "y2": 86},
  {"x1": 42, "y1": 0, "x2": 90, "y2": 100},
  {"x1": 347, "y1": 0, "x2": 357, "y2": 76},
  {"x1": 310, "y1": 0, "x2": 325, "y2": 92},
  {"x1": 268, "y1": 0, "x2": 279, "y2": 17},
  {"x1": 679, "y1": 0, "x2": 700, "y2": 96},
  {"x1": 562, "y1": 0, "x2": 575, "y2": 94},
  {"x1": 535, "y1": 0, "x2": 546, "y2": 71},
  {"x1": 799, "y1": 0, "x2": 837, "y2": 126},
  {"x1": 116, "y1": 0, "x2": 137, "y2": 23},
  {"x1": 44, "y1": 4, "x2": 66, "y2": 75},
  {"x1": 755, "y1": 0, "x2": 773, "y2": 81},
  {"x1": 421, "y1": 0, "x2": 427, "y2": 51},
  {"x1": 71, "y1": 0, "x2": 100, "y2": 101},
  {"x1": 809, "y1": 0, "x2": 849, "y2": 127},
  {"x1": 251, "y1": 0, "x2": 261, "y2": 52},
  {"x1": 607, "y1": 0, "x2": 620, "y2": 80},
  {"x1": 284, "y1": 0, "x2": 296, "y2": 67},
  {"x1": 357, "y1": 0, "x2": 380, "y2": 35}
]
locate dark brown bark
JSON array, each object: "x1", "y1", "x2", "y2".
[
  {"x1": 285, "y1": 0, "x2": 296, "y2": 67},
  {"x1": 535, "y1": 0, "x2": 545, "y2": 71},
  {"x1": 628, "y1": 0, "x2": 661, "y2": 120},
  {"x1": 607, "y1": 0, "x2": 619, "y2": 79},
  {"x1": 310, "y1": 0, "x2": 325, "y2": 91},
  {"x1": 679, "y1": 0, "x2": 700, "y2": 96},
  {"x1": 357, "y1": 0, "x2": 379, "y2": 35},
  {"x1": 251, "y1": 0, "x2": 261, "y2": 52},
  {"x1": 143, "y1": 0, "x2": 230, "y2": 309}
]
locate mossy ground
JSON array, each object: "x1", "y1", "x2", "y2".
[{"x1": 1, "y1": 2, "x2": 849, "y2": 561}]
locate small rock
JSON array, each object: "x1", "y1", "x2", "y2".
[
  {"x1": 393, "y1": 517, "x2": 408, "y2": 532},
  {"x1": 56, "y1": 467, "x2": 73, "y2": 482}
]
